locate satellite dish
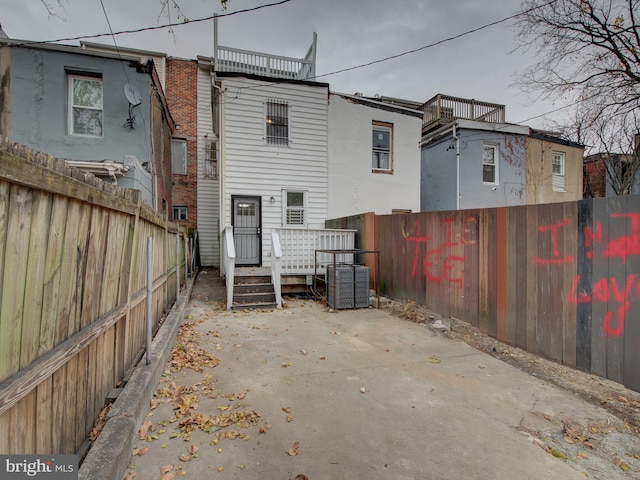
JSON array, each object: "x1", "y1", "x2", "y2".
[{"x1": 124, "y1": 83, "x2": 142, "y2": 106}]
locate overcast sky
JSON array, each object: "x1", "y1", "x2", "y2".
[{"x1": 1, "y1": 0, "x2": 568, "y2": 128}]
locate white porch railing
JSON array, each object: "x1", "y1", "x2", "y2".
[
  {"x1": 277, "y1": 228, "x2": 356, "y2": 274},
  {"x1": 271, "y1": 231, "x2": 283, "y2": 308},
  {"x1": 223, "y1": 227, "x2": 235, "y2": 310},
  {"x1": 213, "y1": 16, "x2": 316, "y2": 81}
]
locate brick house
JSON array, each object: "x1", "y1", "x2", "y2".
[{"x1": 166, "y1": 58, "x2": 199, "y2": 230}]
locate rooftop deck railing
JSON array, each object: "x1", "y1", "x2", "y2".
[{"x1": 421, "y1": 94, "x2": 505, "y2": 130}]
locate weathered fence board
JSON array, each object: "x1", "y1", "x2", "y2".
[
  {"x1": 0, "y1": 142, "x2": 189, "y2": 455},
  {"x1": 365, "y1": 193, "x2": 640, "y2": 393},
  {"x1": 624, "y1": 194, "x2": 640, "y2": 391}
]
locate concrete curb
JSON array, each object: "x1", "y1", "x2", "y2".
[{"x1": 79, "y1": 273, "x2": 197, "y2": 480}]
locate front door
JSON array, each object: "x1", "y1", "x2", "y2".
[{"x1": 232, "y1": 196, "x2": 261, "y2": 266}]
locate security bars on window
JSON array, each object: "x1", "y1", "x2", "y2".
[{"x1": 266, "y1": 99, "x2": 289, "y2": 145}]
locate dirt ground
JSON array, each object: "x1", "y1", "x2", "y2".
[{"x1": 382, "y1": 299, "x2": 640, "y2": 479}]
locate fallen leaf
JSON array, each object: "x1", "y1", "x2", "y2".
[
  {"x1": 577, "y1": 452, "x2": 589, "y2": 459},
  {"x1": 320, "y1": 356, "x2": 326, "y2": 360},
  {"x1": 360, "y1": 387, "x2": 366, "y2": 394},
  {"x1": 286, "y1": 415, "x2": 294, "y2": 422},
  {"x1": 161, "y1": 465, "x2": 175, "y2": 475},
  {"x1": 614, "y1": 458, "x2": 630, "y2": 471},
  {"x1": 178, "y1": 454, "x2": 192, "y2": 462},
  {"x1": 132, "y1": 446, "x2": 149, "y2": 456},
  {"x1": 294, "y1": 475, "x2": 309, "y2": 480},
  {"x1": 237, "y1": 392, "x2": 246, "y2": 400},
  {"x1": 428, "y1": 356, "x2": 441, "y2": 364},
  {"x1": 287, "y1": 441, "x2": 300, "y2": 456},
  {"x1": 618, "y1": 396, "x2": 629, "y2": 404},
  {"x1": 138, "y1": 421, "x2": 153, "y2": 440},
  {"x1": 124, "y1": 471, "x2": 136, "y2": 480},
  {"x1": 282, "y1": 406, "x2": 292, "y2": 413},
  {"x1": 188, "y1": 444, "x2": 199, "y2": 455},
  {"x1": 217, "y1": 466, "x2": 225, "y2": 472},
  {"x1": 299, "y1": 349, "x2": 308, "y2": 355}
]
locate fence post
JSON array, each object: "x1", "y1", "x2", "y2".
[
  {"x1": 176, "y1": 234, "x2": 180, "y2": 304},
  {"x1": 146, "y1": 237, "x2": 153, "y2": 365}
]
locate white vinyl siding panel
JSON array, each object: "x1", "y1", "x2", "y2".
[
  {"x1": 197, "y1": 68, "x2": 220, "y2": 267},
  {"x1": 220, "y1": 77, "x2": 329, "y2": 265}
]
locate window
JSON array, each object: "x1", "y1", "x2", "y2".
[
  {"x1": 204, "y1": 141, "x2": 218, "y2": 179},
  {"x1": 372, "y1": 122, "x2": 393, "y2": 171},
  {"x1": 552, "y1": 151, "x2": 566, "y2": 192},
  {"x1": 173, "y1": 206, "x2": 188, "y2": 221},
  {"x1": 69, "y1": 75, "x2": 103, "y2": 136},
  {"x1": 171, "y1": 139, "x2": 187, "y2": 175},
  {"x1": 283, "y1": 190, "x2": 306, "y2": 226},
  {"x1": 482, "y1": 144, "x2": 498, "y2": 184},
  {"x1": 265, "y1": 99, "x2": 289, "y2": 145}
]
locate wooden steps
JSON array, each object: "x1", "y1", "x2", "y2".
[{"x1": 232, "y1": 267, "x2": 277, "y2": 309}]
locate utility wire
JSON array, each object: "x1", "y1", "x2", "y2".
[{"x1": 14, "y1": 0, "x2": 294, "y2": 46}]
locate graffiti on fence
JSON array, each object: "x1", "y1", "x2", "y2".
[
  {"x1": 535, "y1": 212, "x2": 640, "y2": 337},
  {"x1": 405, "y1": 216, "x2": 477, "y2": 287}
]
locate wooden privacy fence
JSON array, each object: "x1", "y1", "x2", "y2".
[
  {"x1": 0, "y1": 141, "x2": 189, "y2": 454},
  {"x1": 353, "y1": 196, "x2": 640, "y2": 393}
]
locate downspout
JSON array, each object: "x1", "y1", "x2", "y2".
[{"x1": 453, "y1": 123, "x2": 460, "y2": 210}]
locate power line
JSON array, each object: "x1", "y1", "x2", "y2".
[
  {"x1": 314, "y1": 0, "x2": 558, "y2": 82},
  {"x1": 14, "y1": 0, "x2": 295, "y2": 47}
]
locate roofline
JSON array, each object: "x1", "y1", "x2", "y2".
[
  {"x1": 0, "y1": 38, "x2": 141, "y2": 62},
  {"x1": 80, "y1": 41, "x2": 167, "y2": 58},
  {"x1": 213, "y1": 70, "x2": 330, "y2": 89},
  {"x1": 332, "y1": 92, "x2": 424, "y2": 118}
]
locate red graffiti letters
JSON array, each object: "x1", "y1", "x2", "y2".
[
  {"x1": 405, "y1": 218, "x2": 469, "y2": 287},
  {"x1": 568, "y1": 274, "x2": 637, "y2": 336},
  {"x1": 537, "y1": 213, "x2": 640, "y2": 337},
  {"x1": 532, "y1": 219, "x2": 573, "y2": 265},
  {"x1": 602, "y1": 213, "x2": 640, "y2": 262}
]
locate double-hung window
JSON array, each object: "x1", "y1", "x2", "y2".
[
  {"x1": 372, "y1": 122, "x2": 393, "y2": 172},
  {"x1": 69, "y1": 74, "x2": 103, "y2": 137},
  {"x1": 173, "y1": 206, "x2": 188, "y2": 221},
  {"x1": 283, "y1": 190, "x2": 306, "y2": 226},
  {"x1": 552, "y1": 151, "x2": 566, "y2": 192},
  {"x1": 266, "y1": 99, "x2": 290, "y2": 146},
  {"x1": 482, "y1": 144, "x2": 498, "y2": 184},
  {"x1": 171, "y1": 139, "x2": 187, "y2": 175}
]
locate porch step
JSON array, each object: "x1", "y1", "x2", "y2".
[{"x1": 232, "y1": 282, "x2": 277, "y2": 310}]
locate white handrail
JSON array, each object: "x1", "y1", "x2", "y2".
[
  {"x1": 277, "y1": 228, "x2": 356, "y2": 274},
  {"x1": 271, "y1": 231, "x2": 283, "y2": 308},
  {"x1": 223, "y1": 227, "x2": 236, "y2": 310}
]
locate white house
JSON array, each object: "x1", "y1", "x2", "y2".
[{"x1": 328, "y1": 93, "x2": 423, "y2": 218}]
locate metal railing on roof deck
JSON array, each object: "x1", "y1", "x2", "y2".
[
  {"x1": 421, "y1": 94, "x2": 505, "y2": 128},
  {"x1": 214, "y1": 32, "x2": 317, "y2": 81}
]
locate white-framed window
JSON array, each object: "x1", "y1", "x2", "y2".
[
  {"x1": 552, "y1": 151, "x2": 566, "y2": 192},
  {"x1": 171, "y1": 139, "x2": 187, "y2": 175},
  {"x1": 482, "y1": 144, "x2": 498, "y2": 184},
  {"x1": 69, "y1": 75, "x2": 103, "y2": 137},
  {"x1": 173, "y1": 206, "x2": 188, "y2": 221},
  {"x1": 282, "y1": 189, "x2": 306, "y2": 226},
  {"x1": 372, "y1": 122, "x2": 393, "y2": 172},
  {"x1": 265, "y1": 99, "x2": 290, "y2": 146},
  {"x1": 204, "y1": 140, "x2": 218, "y2": 179}
]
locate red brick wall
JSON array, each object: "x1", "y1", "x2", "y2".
[{"x1": 166, "y1": 58, "x2": 199, "y2": 229}]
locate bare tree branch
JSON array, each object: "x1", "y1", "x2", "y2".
[{"x1": 515, "y1": 0, "x2": 640, "y2": 195}]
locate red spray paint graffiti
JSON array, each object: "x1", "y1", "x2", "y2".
[
  {"x1": 534, "y1": 213, "x2": 640, "y2": 337},
  {"x1": 532, "y1": 219, "x2": 573, "y2": 265},
  {"x1": 405, "y1": 217, "x2": 472, "y2": 287}
]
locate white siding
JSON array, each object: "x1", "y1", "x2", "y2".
[
  {"x1": 197, "y1": 67, "x2": 221, "y2": 267},
  {"x1": 220, "y1": 76, "x2": 329, "y2": 267},
  {"x1": 328, "y1": 94, "x2": 422, "y2": 217}
]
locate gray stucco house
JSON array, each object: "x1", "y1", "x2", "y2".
[{"x1": 0, "y1": 37, "x2": 175, "y2": 213}]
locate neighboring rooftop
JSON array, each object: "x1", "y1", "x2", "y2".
[{"x1": 420, "y1": 93, "x2": 506, "y2": 135}]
